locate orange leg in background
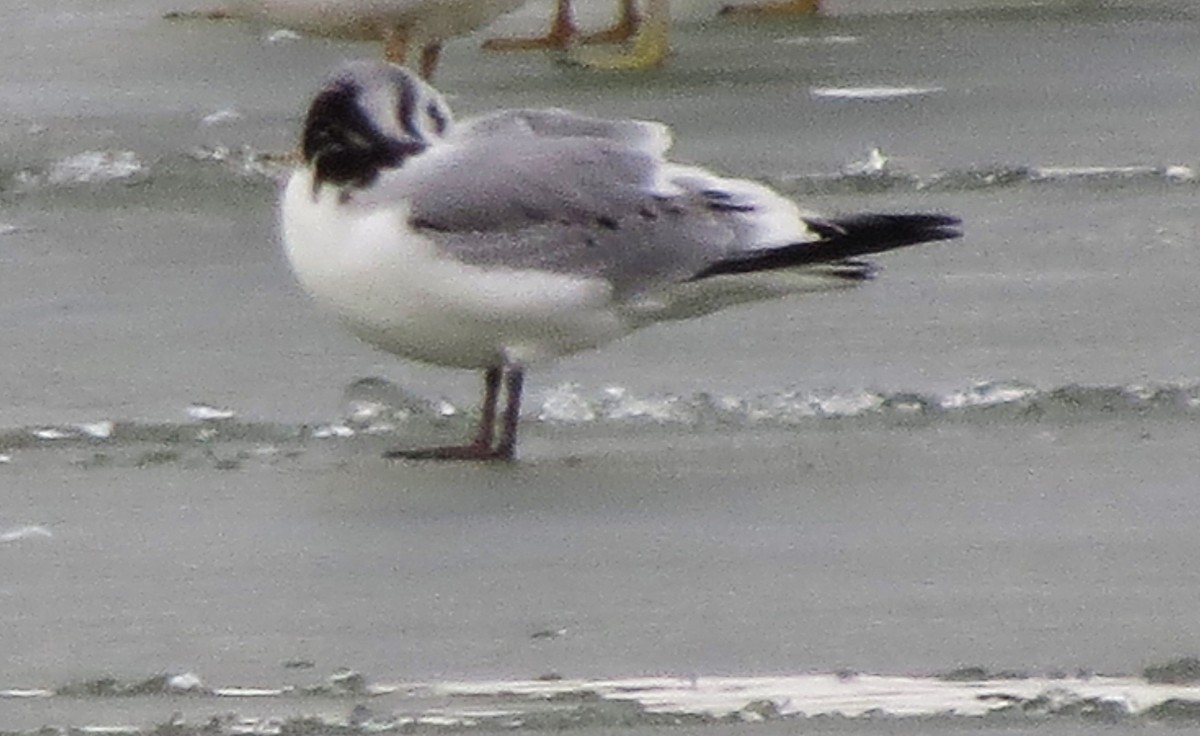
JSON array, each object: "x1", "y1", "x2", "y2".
[
  {"x1": 486, "y1": 0, "x2": 669, "y2": 71},
  {"x1": 567, "y1": 0, "x2": 669, "y2": 70},
  {"x1": 483, "y1": 0, "x2": 577, "y2": 51},
  {"x1": 419, "y1": 42, "x2": 443, "y2": 79},
  {"x1": 382, "y1": 26, "x2": 442, "y2": 80},
  {"x1": 383, "y1": 26, "x2": 411, "y2": 65},
  {"x1": 578, "y1": 0, "x2": 641, "y2": 45}
]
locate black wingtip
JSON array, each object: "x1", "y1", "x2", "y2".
[
  {"x1": 693, "y1": 212, "x2": 961, "y2": 280},
  {"x1": 805, "y1": 213, "x2": 963, "y2": 254}
]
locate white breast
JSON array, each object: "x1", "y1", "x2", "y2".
[
  {"x1": 234, "y1": 0, "x2": 527, "y2": 42},
  {"x1": 280, "y1": 169, "x2": 631, "y2": 369}
]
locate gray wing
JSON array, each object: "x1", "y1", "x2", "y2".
[
  {"x1": 392, "y1": 112, "x2": 754, "y2": 297},
  {"x1": 459, "y1": 108, "x2": 673, "y2": 156}
]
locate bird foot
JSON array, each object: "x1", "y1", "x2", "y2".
[
  {"x1": 383, "y1": 443, "x2": 515, "y2": 462},
  {"x1": 718, "y1": 0, "x2": 822, "y2": 17},
  {"x1": 562, "y1": 3, "x2": 668, "y2": 71},
  {"x1": 576, "y1": 16, "x2": 640, "y2": 45},
  {"x1": 564, "y1": 36, "x2": 669, "y2": 70},
  {"x1": 483, "y1": 10, "x2": 640, "y2": 51},
  {"x1": 163, "y1": 8, "x2": 235, "y2": 20},
  {"x1": 482, "y1": 33, "x2": 572, "y2": 51},
  {"x1": 483, "y1": 7, "x2": 578, "y2": 53}
]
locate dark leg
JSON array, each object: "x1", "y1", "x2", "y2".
[
  {"x1": 472, "y1": 366, "x2": 502, "y2": 448},
  {"x1": 494, "y1": 368, "x2": 524, "y2": 461},
  {"x1": 384, "y1": 367, "x2": 518, "y2": 462}
]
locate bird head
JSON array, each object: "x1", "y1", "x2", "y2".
[{"x1": 301, "y1": 61, "x2": 453, "y2": 191}]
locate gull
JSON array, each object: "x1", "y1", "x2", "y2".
[
  {"x1": 169, "y1": 0, "x2": 528, "y2": 78},
  {"x1": 281, "y1": 61, "x2": 961, "y2": 461}
]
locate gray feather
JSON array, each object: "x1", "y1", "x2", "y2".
[
  {"x1": 460, "y1": 108, "x2": 672, "y2": 155},
  {"x1": 401, "y1": 132, "x2": 739, "y2": 296}
]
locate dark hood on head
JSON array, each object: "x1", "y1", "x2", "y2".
[{"x1": 302, "y1": 77, "x2": 427, "y2": 191}]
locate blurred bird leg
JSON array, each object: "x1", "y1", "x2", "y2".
[
  {"x1": 567, "y1": 0, "x2": 669, "y2": 70},
  {"x1": 383, "y1": 27, "x2": 442, "y2": 80},
  {"x1": 383, "y1": 26, "x2": 411, "y2": 65},
  {"x1": 483, "y1": 0, "x2": 577, "y2": 50},
  {"x1": 578, "y1": 0, "x2": 641, "y2": 44},
  {"x1": 419, "y1": 41, "x2": 443, "y2": 78}
]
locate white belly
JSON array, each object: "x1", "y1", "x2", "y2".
[
  {"x1": 280, "y1": 170, "x2": 630, "y2": 369},
  {"x1": 236, "y1": 0, "x2": 526, "y2": 41}
]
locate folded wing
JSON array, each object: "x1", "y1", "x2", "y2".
[{"x1": 390, "y1": 108, "x2": 958, "y2": 298}]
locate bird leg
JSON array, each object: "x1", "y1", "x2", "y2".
[
  {"x1": 384, "y1": 366, "x2": 522, "y2": 462},
  {"x1": 382, "y1": 26, "x2": 442, "y2": 80},
  {"x1": 719, "y1": 0, "x2": 822, "y2": 17},
  {"x1": 482, "y1": 0, "x2": 577, "y2": 51},
  {"x1": 577, "y1": 0, "x2": 640, "y2": 45},
  {"x1": 382, "y1": 25, "x2": 411, "y2": 66},
  {"x1": 418, "y1": 42, "x2": 443, "y2": 80},
  {"x1": 567, "y1": 0, "x2": 670, "y2": 70},
  {"x1": 493, "y1": 367, "x2": 524, "y2": 461}
]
